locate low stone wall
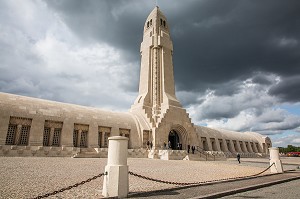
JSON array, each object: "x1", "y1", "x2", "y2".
[
  {"x1": 128, "y1": 148, "x2": 148, "y2": 158},
  {"x1": 0, "y1": 145, "x2": 80, "y2": 157},
  {"x1": 224, "y1": 151, "x2": 267, "y2": 158},
  {"x1": 158, "y1": 150, "x2": 188, "y2": 160}
]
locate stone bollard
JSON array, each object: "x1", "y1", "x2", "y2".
[
  {"x1": 102, "y1": 136, "x2": 129, "y2": 198},
  {"x1": 269, "y1": 147, "x2": 283, "y2": 173}
]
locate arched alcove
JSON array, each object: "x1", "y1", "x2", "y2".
[{"x1": 168, "y1": 124, "x2": 188, "y2": 150}]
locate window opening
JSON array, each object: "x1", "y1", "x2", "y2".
[
  {"x1": 73, "y1": 130, "x2": 78, "y2": 147},
  {"x1": 19, "y1": 126, "x2": 30, "y2": 145},
  {"x1": 52, "y1": 128, "x2": 61, "y2": 146},
  {"x1": 43, "y1": 127, "x2": 50, "y2": 146},
  {"x1": 5, "y1": 124, "x2": 17, "y2": 145},
  {"x1": 80, "y1": 131, "x2": 87, "y2": 148}
]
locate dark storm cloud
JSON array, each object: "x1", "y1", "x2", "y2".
[
  {"x1": 44, "y1": 0, "x2": 300, "y2": 103},
  {"x1": 269, "y1": 75, "x2": 300, "y2": 102},
  {"x1": 171, "y1": 0, "x2": 300, "y2": 95},
  {"x1": 44, "y1": 0, "x2": 152, "y2": 61}
]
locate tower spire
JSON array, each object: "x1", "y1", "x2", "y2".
[{"x1": 131, "y1": 7, "x2": 181, "y2": 127}]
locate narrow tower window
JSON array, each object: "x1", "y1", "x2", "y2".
[
  {"x1": 147, "y1": 21, "x2": 149, "y2": 28},
  {"x1": 163, "y1": 20, "x2": 166, "y2": 27},
  {"x1": 150, "y1": 19, "x2": 152, "y2": 26}
]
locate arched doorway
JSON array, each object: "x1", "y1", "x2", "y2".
[{"x1": 168, "y1": 130, "x2": 180, "y2": 149}]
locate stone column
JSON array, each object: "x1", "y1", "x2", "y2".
[
  {"x1": 248, "y1": 142, "x2": 254, "y2": 153},
  {"x1": 77, "y1": 130, "x2": 82, "y2": 147},
  {"x1": 229, "y1": 140, "x2": 236, "y2": 153},
  {"x1": 101, "y1": 132, "x2": 105, "y2": 147},
  {"x1": 236, "y1": 141, "x2": 242, "y2": 153},
  {"x1": 223, "y1": 139, "x2": 229, "y2": 152},
  {"x1": 0, "y1": 115, "x2": 10, "y2": 145},
  {"x1": 102, "y1": 136, "x2": 129, "y2": 198},
  {"x1": 269, "y1": 147, "x2": 283, "y2": 173},
  {"x1": 28, "y1": 118, "x2": 44, "y2": 146},
  {"x1": 253, "y1": 143, "x2": 258, "y2": 153},
  {"x1": 15, "y1": 125, "x2": 22, "y2": 145},
  {"x1": 88, "y1": 124, "x2": 98, "y2": 148},
  {"x1": 60, "y1": 119, "x2": 74, "y2": 147},
  {"x1": 242, "y1": 142, "x2": 248, "y2": 153},
  {"x1": 215, "y1": 139, "x2": 221, "y2": 151},
  {"x1": 49, "y1": 128, "x2": 55, "y2": 146},
  {"x1": 207, "y1": 138, "x2": 213, "y2": 151}
]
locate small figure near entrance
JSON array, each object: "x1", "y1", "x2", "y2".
[
  {"x1": 150, "y1": 141, "x2": 153, "y2": 150},
  {"x1": 168, "y1": 140, "x2": 171, "y2": 149},
  {"x1": 177, "y1": 142, "x2": 180, "y2": 150},
  {"x1": 163, "y1": 141, "x2": 167, "y2": 149},
  {"x1": 191, "y1": 146, "x2": 195, "y2": 154},
  {"x1": 187, "y1": 145, "x2": 190, "y2": 153},
  {"x1": 237, "y1": 153, "x2": 241, "y2": 164},
  {"x1": 180, "y1": 143, "x2": 182, "y2": 150},
  {"x1": 146, "y1": 140, "x2": 150, "y2": 150}
]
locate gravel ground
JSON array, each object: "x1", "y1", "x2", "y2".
[{"x1": 0, "y1": 157, "x2": 269, "y2": 199}]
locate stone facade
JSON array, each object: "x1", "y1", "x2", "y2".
[{"x1": 0, "y1": 7, "x2": 271, "y2": 159}]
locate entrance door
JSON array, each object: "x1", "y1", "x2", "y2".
[{"x1": 168, "y1": 130, "x2": 180, "y2": 150}]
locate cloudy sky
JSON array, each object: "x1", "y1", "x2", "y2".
[{"x1": 1, "y1": 0, "x2": 300, "y2": 147}]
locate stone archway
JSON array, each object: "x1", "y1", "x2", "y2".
[
  {"x1": 168, "y1": 125, "x2": 188, "y2": 150},
  {"x1": 168, "y1": 130, "x2": 179, "y2": 149}
]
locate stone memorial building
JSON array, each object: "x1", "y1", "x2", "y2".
[{"x1": 0, "y1": 7, "x2": 271, "y2": 159}]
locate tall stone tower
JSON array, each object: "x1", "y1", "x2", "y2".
[{"x1": 131, "y1": 7, "x2": 197, "y2": 150}]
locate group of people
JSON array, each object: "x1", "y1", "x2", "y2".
[
  {"x1": 146, "y1": 140, "x2": 153, "y2": 150},
  {"x1": 163, "y1": 141, "x2": 180, "y2": 149},
  {"x1": 187, "y1": 145, "x2": 196, "y2": 154}
]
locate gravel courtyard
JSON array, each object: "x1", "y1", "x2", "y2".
[{"x1": 0, "y1": 157, "x2": 268, "y2": 199}]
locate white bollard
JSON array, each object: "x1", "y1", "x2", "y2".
[
  {"x1": 269, "y1": 147, "x2": 283, "y2": 173},
  {"x1": 102, "y1": 136, "x2": 129, "y2": 198}
]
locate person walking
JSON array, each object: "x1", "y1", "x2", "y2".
[
  {"x1": 168, "y1": 140, "x2": 171, "y2": 149},
  {"x1": 187, "y1": 145, "x2": 190, "y2": 153},
  {"x1": 192, "y1": 146, "x2": 195, "y2": 154},
  {"x1": 237, "y1": 153, "x2": 241, "y2": 164},
  {"x1": 150, "y1": 141, "x2": 153, "y2": 150},
  {"x1": 163, "y1": 141, "x2": 167, "y2": 149},
  {"x1": 146, "y1": 140, "x2": 150, "y2": 150}
]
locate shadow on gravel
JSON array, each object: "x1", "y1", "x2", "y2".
[
  {"x1": 128, "y1": 189, "x2": 180, "y2": 198},
  {"x1": 127, "y1": 183, "x2": 213, "y2": 198}
]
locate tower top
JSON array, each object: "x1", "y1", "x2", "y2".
[{"x1": 144, "y1": 6, "x2": 169, "y2": 32}]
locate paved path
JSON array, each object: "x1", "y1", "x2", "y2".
[
  {"x1": 129, "y1": 170, "x2": 300, "y2": 199},
  {"x1": 221, "y1": 178, "x2": 300, "y2": 199}
]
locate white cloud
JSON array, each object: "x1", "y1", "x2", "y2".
[
  {"x1": 0, "y1": 0, "x2": 138, "y2": 111},
  {"x1": 271, "y1": 134, "x2": 300, "y2": 147},
  {"x1": 187, "y1": 74, "x2": 300, "y2": 135}
]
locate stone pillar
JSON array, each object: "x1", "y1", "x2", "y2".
[
  {"x1": 60, "y1": 120, "x2": 74, "y2": 147},
  {"x1": 77, "y1": 130, "x2": 82, "y2": 147},
  {"x1": 15, "y1": 125, "x2": 22, "y2": 145},
  {"x1": 236, "y1": 141, "x2": 242, "y2": 153},
  {"x1": 242, "y1": 142, "x2": 248, "y2": 153},
  {"x1": 0, "y1": 115, "x2": 10, "y2": 145},
  {"x1": 28, "y1": 118, "x2": 44, "y2": 146},
  {"x1": 253, "y1": 143, "x2": 258, "y2": 153},
  {"x1": 102, "y1": 136, "x2": 129, "y2": 198},
  {"x1": 101, "y1": 132, "x2": 105, "y2": 147},
  {"x1": 88, "y1": 124, "x2": 98, "y2": 148},
  {"x1": 207, "y1": 138, "x2": 213, "y2": 151},
  {"x1": 269, "y1": 147, "x2": 283, "y2": 173},
  {"x1": 229, "y1": 140, "x2": 236, "y2": 153},
  {"x1": 223, "y1": 139, "x2": 229, "y2": 152},
  {"x1": 49, "y1": 128, "x2": 55, "y2": 146},
  {"x1": 215, "y1": 139, "x2": 221, "y2": 151}
]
